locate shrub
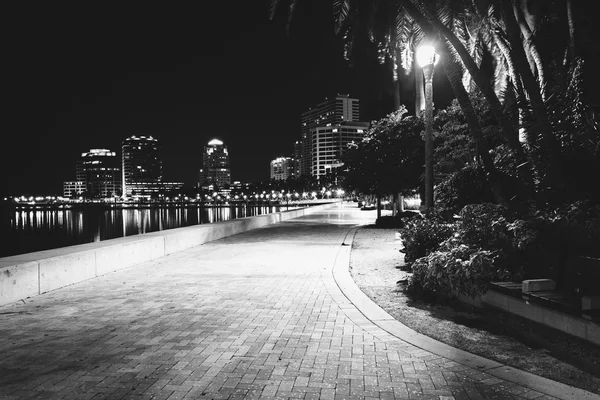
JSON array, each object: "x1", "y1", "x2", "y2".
[
  {"x1": 459, "y1": 203, "x2": 512, "y2": 249},
  {"x1": 398, "y1": 217, "x2": 455, "y2": 267},
  {"x1": 406, "y1": 203, "x2": 521, "y2": 298},
  {"x1": 408, "y1": 241, "x2": 511, "y2": 299},
  {"x1": 404, "y1": 201, "x2": 600, "y2": 299},
  {"x1": 434, "y1": 165, "x2": 495, "y2": 211},
  {"x1": 561, "y1": 200, "x2": 600, "y2": 256}
]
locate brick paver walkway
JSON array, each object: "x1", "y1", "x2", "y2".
[{"x1": 0, "y1": 204, "x2": 572, "y2": 399}]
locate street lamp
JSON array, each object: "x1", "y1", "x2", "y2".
[{"x1": 416, "y1": 43, "x2": 438, "y2": 212}]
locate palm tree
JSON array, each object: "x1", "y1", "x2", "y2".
[{"x1": 270, "y1": 0, "x2": 513, "y2": 205}]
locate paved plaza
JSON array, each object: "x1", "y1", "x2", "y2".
[{"x1": 0, "y1": 204, "x2": 597, "y2": 399}]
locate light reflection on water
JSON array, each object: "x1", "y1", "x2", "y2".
[{"x1": 2, "y1": 205, "x2": 286, "y2": 257}]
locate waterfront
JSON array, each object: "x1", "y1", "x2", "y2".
[{"x1": 0, "y1": 204, "x2": 290, "y2": 258}]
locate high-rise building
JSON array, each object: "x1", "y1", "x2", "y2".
[
  {"x1": 311, "y1": 121, "x2": 369, "y2": 178},
  {"x1": 75, "y1": 161, "x2": 85, "y2": 182},
  {"x1": 299, "y1": 94, "x2": 361, "y2": 176},
  {"x1": 63, "y1": 148, "x2": 121, "y2": 198},
  {"x1": 80, "y1": 149, "x2": 121, "y2": 198},
  {"x1": 199, "y1": 139, "x2": 231, "y2": 189},
  {"x1": 270, "y1": 157, "x2": 295, "y2": 181},
  {"x1": 293, "y1": 141, "x2": 302, "y2": 177},
  {"x1": 121, "y1": 135, "x2": 163, "y2": 197}
]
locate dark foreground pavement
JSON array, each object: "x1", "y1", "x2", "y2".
[{"x1": 1, "y1": 203, "x2": 597, "y2": 400}]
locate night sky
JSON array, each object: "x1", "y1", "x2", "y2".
[{"x1": 3, "y1": 1, "x2": 453, "y2": 197}]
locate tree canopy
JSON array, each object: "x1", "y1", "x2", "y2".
[{"x1": 343, "y1": 106, "x2": 424, "y2": 197}]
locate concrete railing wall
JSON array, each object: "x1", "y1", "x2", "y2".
[{"x1": 0, "y1": 203, "x2": 339, "y2": 307}]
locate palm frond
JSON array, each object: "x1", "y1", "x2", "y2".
[
  {"x1": 333, "y1": 0, "x2": 351, "y2": 34},
  {"x1": 287, "y1": 0, "x2": 298, "y2": 33},
  {"x1": 268, "y1": 0, "x2": 282, "y2": 20}
]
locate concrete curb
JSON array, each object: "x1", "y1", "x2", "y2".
[{"x1": 331, "y1": 227, "x2": 600, "y2": 400}]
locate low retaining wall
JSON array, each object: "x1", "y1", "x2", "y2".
[
  {"x1": 0, "y1": 202, "x2": 339, "y2": 307},
  {"x1": 457, "y1": 291, "x2": 599, "y2": 346}
]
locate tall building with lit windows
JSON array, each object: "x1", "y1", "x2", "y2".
[
  {"x1": 270, "y1": 157, "x2": 295, "y2": 181},
  {"x1": 63, "y1": 148, "x2": 121, "y2": 198},
  {"x1": 293, "y1": 140, "x2": 302, "y2": 177},
  {"x1": 311, "y1": 121, "x2": 369, "y2": 178},
  {"x1": 199, "y1": 139, "x2": 231, "y2": 189},
  {"x1": 81, "y1": 149, "x2": 121, "y2": 197},
  {"x1": 121, "y1": 135, "x2": 162, "y2": 197},
  {"x1": 299, "y1": 94, "x2": 361, "y2": 176}
]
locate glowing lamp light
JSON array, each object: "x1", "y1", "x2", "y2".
[{"x1": 416, "y1": 44, "x2": 437, "y2": 68}]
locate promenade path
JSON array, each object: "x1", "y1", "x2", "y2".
[{"x1": 0, "y1": 203, "x2": 594, "y2": 399}]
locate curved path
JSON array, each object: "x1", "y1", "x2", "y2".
[{"x1": 0, "y1": 203, "x2": 597, "y2": 399}]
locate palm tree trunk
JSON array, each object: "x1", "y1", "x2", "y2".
[
  {"x1": 501, "y1": 0, "x2": 565, "y2": 192},
  {"x1": 414, "y1": 60, "x2": 425, "y2": 115},
  {"x1": 438, "y1": 39, "x2": 509, "y2": 207},
  {"x1": 513, "y1": 0, "x2": 546, "y2": 99}
]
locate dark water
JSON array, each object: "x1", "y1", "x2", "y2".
[{"x1": 0, "y1": 204, "x2": 290, "y2": 258}]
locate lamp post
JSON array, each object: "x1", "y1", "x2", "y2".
[{"x1": 416, "y1": 44, "x2": 438, "y2": 212}]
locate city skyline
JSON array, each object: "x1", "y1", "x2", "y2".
[{"x1": 2, "y1": 1, "x2": 457, "y2": 198}]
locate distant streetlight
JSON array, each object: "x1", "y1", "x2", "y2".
[{"x1": 416, "y1": 43, "x2": 438, "y2": 212}]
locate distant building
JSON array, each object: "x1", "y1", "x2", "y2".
[
  {"x1": 199, "y1": 139, "x2": 231, "y2": 189},
  {"x1": 270, "y1": 157, "x2": 295, "y2": 181},
  {"x1": 80, "y1": 149, "x2": 121, "y2": 198},
  {"x1": 299, "y1": 94, "x2": 362, "y2": 177},
  {"x1": 121, "y1": 135, "x2": 182, "y2": 198},
  {"x1": 75, "y1": 161, "x2": 85, "y2": 183},
  {"x1": 123, "y1": 182, "x2": 184, "y2": 198},
  {"x1": 63, "y1": 181, "x2": 86, "y2": 198},
  {"x1": 293, "y1": 141, "x2": 302, "y2": 177},
  {"x1": 63, "y1": 148, "x2": 121, "y2": 198},
  {"x1": 122, "y1": 136, "x2": 162, "y2": 197},
  {"x1": 311, "y1": 121, "x2": 370, "y2": 178}
]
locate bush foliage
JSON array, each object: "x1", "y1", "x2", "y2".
[
  {"x1": 410, "y1": 243, "x2": 510, "y2": 299},
  {"x1": 403, "y1": 203, "x2": 529, "y2": 298},
  {"x1": 398, "y1": 217, "x2": 455, "y2": 266}
]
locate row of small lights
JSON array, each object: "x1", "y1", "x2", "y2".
[
  {"x1": 6, "y1": 190, "x2": 346, "y2": 204},
  {"x1": 9, "y1": 196, "x2": 69, "y2": 202},
  {"x1": 171, "y1": 189, "x2": 344, "y2": 202}
]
